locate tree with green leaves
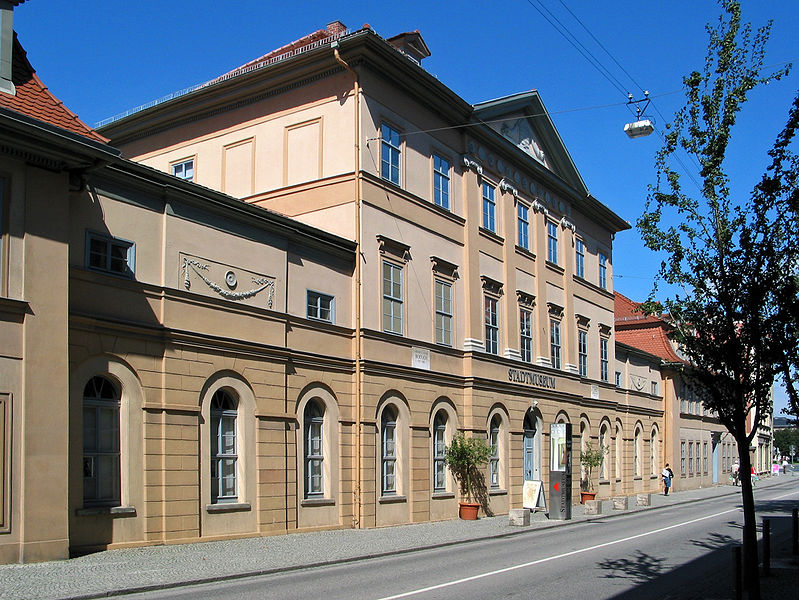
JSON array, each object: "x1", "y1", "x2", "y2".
[{"x1": 637, "y1": 2, "x2": 797, "y2": 596}]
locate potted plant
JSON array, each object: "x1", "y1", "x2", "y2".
[
  {"x1": 445, "y1": 432, "x2": 493, "y2": 519},
  {"x1": 579, "y1": 442, "x2": 607, "y2": 503}
]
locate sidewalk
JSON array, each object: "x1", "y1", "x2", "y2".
[{"x1": 0, "y1": 475, "x2": 796, "y2": 600}]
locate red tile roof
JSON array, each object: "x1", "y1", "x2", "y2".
[
  {"x1": 614, "y1": 291, "x2": 665, "y2": 327},
  {"x1": 0, "y1": 34, "x2": 107, "y2": 143},
  {"x1": 616, "y1": 327, "x2": 685, "y2": 364}
]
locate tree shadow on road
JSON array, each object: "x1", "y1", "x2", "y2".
[{"x1": 596, "y1": 550, "x2": 667, "y2": 584}]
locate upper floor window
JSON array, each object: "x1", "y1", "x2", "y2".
[
  {"x1": 435, "y1": 279, "x2": 452, "y2": 346},
  {"x1": 83, "y1": 376, "x2": 120, "y2": 506},
  {"x1": 600, "y1": 338, "x2": 609, "y2": 382},
  {"x1": 433, "y1": 155, "x2": 450, "y2": 210},
  {"x1": 381, "y1": 124, "x2": 401, "y2": 185},
  {"x1": 304, "y1": 400, "x2": 325, "y2": 497},
  {"x1": 578, "y1": 330, "x2": 588, "y2": 377},
  {"x1": 381, "y1": 406, "x2": 397, "y2": 495},
  {"x1": 517, "y1": 203, "x2": 530, "y2": 250},
  {"x1": 307, "y1": 291, "x2": 334, "y2": 323},
  {"x1": 382, "y1": 261, "x2": 403, "y2": 335},
  {"x1": 484, "y1": 295, "x2": 499, "y2": 354},
  {"x1": 211, "y1": 389, "x2": 238, "y2": 503},
  {"x1": 575, "y1": 239, "x2": 585, "y2": 278},
  {"x1": 599, "y1": 252, "x2": 608, "y2": 289},
  {"x1": 550, "y1": 319, "x2": 561, "y2": 369},
  {"x1": 651, "y1": 381, "x2": 659, "y2": 396},
  {"x1": 482, "y1": 183, "x2": 496, "y2": 232},
  {"x1": 86, "y1": 231, "x2": 135, "y2": 278},
  {"x1": 547, "y1": 222, "x2": 558, "y2": 264},
  {"x1": 172, "y1": 159, "x2": 194, "y2": 181},
  {"x1": 520, "y1": 309, "x2": 533, "y2": 363},
  {"x1": 615, "y1": 371, "x2": 622, "y2": 387}
]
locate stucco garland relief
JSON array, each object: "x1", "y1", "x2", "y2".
[
  {"x1": 181, "y1": 255, "x2": 274, "y2": 307},
  {"x1": 629, "y1": 374, "x2": 647, "y2": 392}
]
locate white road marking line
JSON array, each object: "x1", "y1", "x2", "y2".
[{"x1": 375, "y1": 507, "x2": 740, "y2": 600}]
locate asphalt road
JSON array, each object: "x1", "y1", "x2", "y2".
[{"x1": 119, "y1": 480, "x2": 799, "y2": 600}]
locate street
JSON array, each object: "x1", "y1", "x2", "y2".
[{"x1": 116, "y1": 478, "x2": 799, "y2": 600}]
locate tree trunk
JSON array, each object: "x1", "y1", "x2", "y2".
[{"x1": 737, "y1": 439, "x2": 760, "y2": 599}]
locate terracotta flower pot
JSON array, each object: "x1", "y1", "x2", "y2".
[
  {"x1": 458, "y1": 502, "x2": 480, "y2": 520},
  {"x1": 580, "y1": 491, "x2": 597, "y2": 504}
]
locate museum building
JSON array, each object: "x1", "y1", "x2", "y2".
[{"x1": 1, "y1": 5, "x2": 668, "y2": 563}]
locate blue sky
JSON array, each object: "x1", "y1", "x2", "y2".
[{"x1": 14, "y1": 1, "x2": 798, "y2": 415}]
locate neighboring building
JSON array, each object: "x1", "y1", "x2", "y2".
[
  {"x1": 1, "y1": 8, "x2": 665, "y2": 563},
  {"x1": 614, "y1": 293, "x2": 738, "y2": 490}
]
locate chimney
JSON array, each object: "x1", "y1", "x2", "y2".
[
  {"x1": 326, "y1": 21, "x2": 347, "y2": 36},
  {"x1": 0, "y1": 0, "x2": 25, "y2": 96},
  {"x1": 386, "y1": 31, "x2": 431, "y2": 65}
]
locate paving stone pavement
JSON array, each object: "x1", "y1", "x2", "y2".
[{"x1": 0, "y1": 474, "x2": 796, "y2": 600}]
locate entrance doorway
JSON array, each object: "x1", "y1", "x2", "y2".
[{"x1": 523, "y1": 409, "x2": 542, "y2": 481}]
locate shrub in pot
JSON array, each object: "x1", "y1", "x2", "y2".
[
  {"x1": 445, "y1": 433, "x2": 492, "y2": 519},
  {"x1": 579, "y1": 442, "x2": 607, "y2": 503}
]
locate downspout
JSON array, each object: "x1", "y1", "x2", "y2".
[{"x1": 332, "y1": 41, "x2": 363, "y2": 529}]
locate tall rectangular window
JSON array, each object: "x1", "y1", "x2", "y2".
[
  {"x1": 599, "y1": 252, "x2": 608, "y2": 289},
  {"x1": 600, "y1": 338, "x2": 609, "y2": 382},
  {"x1": 433, "y1": 412, "x2": 447, "y2": 491},
  {"x1": 681, "y1": 441, "x2": 686, "y2": 476},
  {"x1": 703, "y1": 441, "x2": 708, "y2": 474},
  {"x1": 482, "y1": 183, "x2": 496, "y2": 232},
  {"x1": 381, "y1": 124, "x2": 401, "y2": 185},
  {"x1": 382, "y1": 261, "x2": 403, "y2": 334},
  {"x1": 688, "y1": 442, "x2": 694, "y2": 475},
  {"x1": 211, "y1": 390, "x2": 238, "y2": 503},
  {"x1": 550, "y1": 319, "x2": 561, "y2": 369},
  {"x1": 307, "y1": 291, "x2": 334, "y2": 323},
  {"x1": 547, "y1": 222, "x2": 558, "y2": 264},
  {"x1": 651, "y1": 381, "x2": 659, "y2": 396},
  {"x1": 615, "y1": 371, "x2": 622, "y2": 387},
  {"x1": 86, "y1": 231, "x2": 135, "y2": 278},
  {"x1": 172, "y1": 159, "x2": 194, "y2": 181},
  {"x1": 575, "y1": 239, "x2": 585, "y2": 278},
  {"x1": 83, "y1": 377, "x2": 120, "y2": 506},
  {"x1": 435, "y1": 280, "x2": 452, "y2": 346},
  {"x1": 517, "y1": 202, "x2": 529, "y2": 250},
  {"x1": 489, "y1": 417, "x2": 500, "y2": 489},
  {"x1": 433, "y1": 155, "x2": 450, "y2": 210},
  {"x1": 578, "y1": 330, "x2": 588, "y2": 377},
  {"x1": 520, "y1": 309, "x2": 533, "y2": 363},
  {"x1": 484, "y1": 296, "x2": 499, "y2": 354},
  {"x1": 381, "y1": 408, "x2": 397, "y2": 495}
]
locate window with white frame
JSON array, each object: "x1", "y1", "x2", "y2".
[
  {"x1": 681, "y1": 441, "x2": 686, "y2": 476},
  {"x1": 615, "y1": 371, "x2": 622, "y2": 387},
  {"x1": 435, "y1": 280, "x2": 452, "y2": 346},
  {"x1": 578, "y1": 330, "x2": 588, "y2": 377},
  {"x1": 433, "y1": 155, "x2": 450, "y2": 210},
  {"x1": 482, "y1": 183, "x2": 496, "y2": 232},
  {"x1": 517, "y1": 202, "x2": 529, "y2": 250},
  {"x1": 86, "y1": 231, "x2": 135, "y2": 277},
  {"x1": 599, "y1": 252, "x2": 608, "y2": 289},
  {"x1": 550, "y1": 319, "x2": 561, "y2": 369},
  {"x1": 599, "y1": 423, "x2": 608, "y2": 480},
  {"x1": 304, "y1": 400, "x2": 325, "y2": 497},
  {"x1": 575, "y1": 238, "x2": 585, "y2": 278},
  {"x1": 83, "y1": 376, "x2": 120, "y2": 506},
  {"x1": 172, "y1": 159, "x2": 194, "y2": 181},
  {"x1": 488, "y1": 415, "x2": 501, "y2": 489},
  {"x1": 520, "y1": 309, "x2": 533, "y2": 363},
  {"x1": 211, "y1": 389, "x2": 238, "y2": 503},
  {"x1": 651, "y1": 381, "x2": 659, "y2": 396},
  {"x1": 634, "y1": 427, "x2": 641, "y2": 477},
  {"x1": 703, "y1": 441, "x2": 708, "y2": 474},
  {"x1": 484, "y1": 295, "x2": 499, "y2": 354},
  {"x1": 307, "y1": 291, "x2": 334, "y2": 323},
  {"x1": 688, "y1": 442, "x2": 694, "y2": 475},
  {"x1": 615, "y1": 424, "x2": 622, "y2": 480},
  {"x1": 381, "y1": 124, "x2": 401, "y2": 185},
  {"x1": 381, "y1": 406, "x2": 397, "y2": 495},
  {"x1": 382, "y1": 261, "x2": 403, "y2": 334},
  {"x1": 600, "y1": 338, "x2": 609, "y2": 382},
  {"x1": 547, "y1": 221, "x2": 558, "y2": 264},
  {"x1": 650, "y1": 429, "x2": 658, "y2": 475},
  {"x1": 433, "y1": 411, "x2": 448, "y2": 492}
]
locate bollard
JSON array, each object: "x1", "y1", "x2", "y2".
[
  {"x1": 732, "y1": 546, "x2": 742, "y2": 600},
  {"x1": 762, "y1": 519, "x2": 770, "y2": 576},
  {"x1": 793, "y1": 508, "x2": 798, "y2": 556}
]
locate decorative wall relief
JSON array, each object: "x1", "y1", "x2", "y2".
[
  {"x1": 629, "y1": 374, "x2": 647, "y2": 392},
  {"x1": 180, "y1": 254, "x2": 275, "y2": 308}
]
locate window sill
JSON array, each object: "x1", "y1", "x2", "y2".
[
  {"x1": 515, "y1": 245, "x2": 536, "y2": 260},
  {"x1": 546, "y1": 261, "x2": 565, "y2": 275},
  {"x1": 650, "y1": 475, "x2": 659, "y2": 480},
  {"x1": 378, "y1": 494, "x2": 407, "y2": 504},
  {"x1": 615, "y1": 478, "x2": 622, "y2": 483},
  {"x1": 431, "y1": 492, "x2": 455, "y2": 499},
  {"x1": 633, "y1": 476, "x2": 643, "y2": 481},
  {"x1": 301, "y1": 497, "x2": 336, "y2": 507},
  {"x1": 478, "y1": 227, "x2": 504, "y2": 245},
  {"x1": 488, "y1": 488, "x2": 507, "y2": 496},
  {"x1": 206, "y1": 502, "x2": 251, "y2": 513},
  {"x1": 599, "y1": 479, "x2": 611, "y2": 486},
  {"x1": 76, "y1": 505, "x2": 136, "y2": 517}
]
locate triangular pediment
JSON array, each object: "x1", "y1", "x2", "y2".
[{"x1": 473, "y1": 91, "x2": 587, "y2": 195}]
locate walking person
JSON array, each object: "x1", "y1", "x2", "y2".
[
  {"x1": 731, "y1": 459, "x2": 740, "y2": 486},
  {"x1": 661, "y1": 463, "x2": 674, "y2": 495}
]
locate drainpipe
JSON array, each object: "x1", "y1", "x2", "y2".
[{"x1": 332, "y1": 41, "x2": 363, "y2": 529}]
